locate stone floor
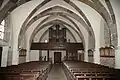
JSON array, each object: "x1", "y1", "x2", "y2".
[{"x1": 47, "y1": 64, "x2": 67, "y2": 80}]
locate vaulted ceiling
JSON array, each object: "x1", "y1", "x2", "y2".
[{"x1": 0, "y1": 0, "x2": 118, "y2": 50}]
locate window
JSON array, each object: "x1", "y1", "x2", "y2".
[{"x1": 0, "y1": 20, "x2": 5, "y2": 39}]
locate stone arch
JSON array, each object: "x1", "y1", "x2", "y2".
[
  {"x1": 29, "y1": 19, "x2": 84, "y2": 47},
  {"x1": 31, "y1": 14, "x2": 84, "y2": 43},
  {"x1": 18, "y1": 6, "x2": 95, "y2": 49},
  {"x1": 0, "y1": 0, "x2": 117, "y2": 47}
]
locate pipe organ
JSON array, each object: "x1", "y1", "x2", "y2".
[{"x1": 49, "y1": 25, "x2": 66, "y2": 48}]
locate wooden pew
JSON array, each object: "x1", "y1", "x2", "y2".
[
  {"x1": 0, "y1": 61, "x2": 52, "y2": 80},
  {"x1": 63, "y1": 60, "x2": 118, "y2": 80}
]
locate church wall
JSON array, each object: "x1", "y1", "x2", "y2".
[
  {"x1": 73, "y1": 1, "x2": 104, "y2": 64},
  {"x1": 66, "y1": 29, "x2": 77, "y2": 42},
  {"x1": 100, "y1": 19, "x2": 105, "y2": 47},
  {"x1": 8, "y1": 0, "x2": 89, "y2": 64},
  {"x1": 1, "y1": 46, "x2": 8, "y2": 67},
  {"x1": 9, "y1": 0, "x2": 43, "y2": 65},
  {"x1": 32, "y1": 0, "x2": 89, "y2": 62},
  {"x1": 25, "y1": 18, "x2": 50, "y2": 62},
  {"x1": 99, "y1": 18, "x2": 115, "y2": 67},
  {"x1": 8, "y1": 0, "x2": 120, "y2": 66},
  {"x1": 110, "y1": 0, "x2": 120, "y2": 46},
  {"x1": 7, "y1": 48, "x2": 13, "y2": 66},
  {"x1": 110, "y1": 0, "x2": 120, "y2": 68},
  {"x1": 25, "y1": 1, "x2": 89, "y2": 62},
  {"x1": 29, "y1": 50, "x2": 39, "y2": 61},
  {"x1": 49, "y1": 50, "x2": 66, "y2": 64},
  {"x1": 38, "y1": 30, "x2": 49, "y2": 43},
  {"x1": 41, "y1": 50, "x2": 47, "y2": 61},
  {"x1": 33, "y1": 25, "x2": 51, "y2": 42}
]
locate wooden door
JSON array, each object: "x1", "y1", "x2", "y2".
[{"x1": 54, "y1": 52, "x2": 61, "y2": 63}]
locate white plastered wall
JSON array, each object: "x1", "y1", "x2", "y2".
[
  {"x1": 34, "y1": 28, "x2": 49, "y2": 42},
  {"x1": 25, "y1": 16, "x2": 50, "y2": 62},
  {"x1": 110, "y1": 0, "x2": 120, "y2": 69},
  {"x1": 9, "y1": 0, "x2": 89, "y2": 64},
  {"x1": 73, "y1": 1, "x2": 103, "y2": 64},
  {"x1": 29, "y1": 50, "x2": 39, "y2": 61},
  {"x1": 8, "y1": 0, "x2": 108, "y2": 65},
  {"x1": 1, "y1": 46, "x2": 9, "y2": 67},
  {"x1": 100, "y1": 18, "x2": 105, "y2": 47},
  {"x1": 110, "y1": 0, "x2": 120, "y2": 46},
  {"x1": 66, "y1": 30, "x2": 76, "y2": 42},
  {"x1": 9, "y1": 0, "x2": 44, "y2": 65}
]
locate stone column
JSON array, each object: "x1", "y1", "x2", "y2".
[
  {"x1": 12, "y1": 49, "x2": 19, "y2": 65},
  {"x1": 84, "y1": 50, "x2": 88, "y2": 62},
  {"x1": 7, "y1": 47, "x2": 12, "y2": 66},
  {"x1": 1, "y1": 46, "x2": 9, "y2": 67},
  {"x1": 93, "y1": 48, "x2": 100, "y2": 64},
  {"x1": 26, "y1": 50, "x2": 30, "y2": 62},
  {"x1": 115, "y1": 46, "x2": 120, "y2": 69}
]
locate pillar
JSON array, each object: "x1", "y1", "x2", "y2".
[
  {"x1": 115, "y1": 46, "x2": 120, "y2": 69},
  {"x1": 93, "y1": 48, "x2": 100, "y2": 64},
  {"x1": 1, "y1": 46, "x2": 9, "y2": 67},
  {"x1": 26, "y1": 50, "x2": 30, "y2": 62},
  {"x1": 12, "y1": 49, "x2": 19, "y2": 65},
  {"x1": 84, "y1": 50, "x2": 88, "y2": 62},
  {"x1": 7, "y1": 47, "x2": 12, "y2": 66}
]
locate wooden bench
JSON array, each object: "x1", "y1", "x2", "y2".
[
  {"x1": 0, "y1": 61, "x2": 52, "y2": 80},
  {"x1": 63, "y1": 60, "x2": 117, "y2": 80}
]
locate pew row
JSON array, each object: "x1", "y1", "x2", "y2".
[
  {"x1": 63, "y1": 60, "x2": 120, "y2": 80},
  {"x1": 0, "y1": 61, "x2": 52, "y2": 80}
]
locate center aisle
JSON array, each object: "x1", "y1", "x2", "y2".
[{"x1": 47, "y1": 64, "x2": 67, "y2": 80}]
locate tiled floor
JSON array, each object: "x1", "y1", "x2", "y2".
[{"x1": 47, "y1": 64, "x2": 67, "y2": 80}]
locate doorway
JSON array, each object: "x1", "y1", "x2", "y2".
[{"x1": 54, "y1": 52, "x2": 61, "y2": 63}]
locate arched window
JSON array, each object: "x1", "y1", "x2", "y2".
[{"x1": 0, "y1": 20, "x2": 5, "y2": 39}]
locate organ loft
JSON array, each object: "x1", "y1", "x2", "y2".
[
  {"x1": 31, "y1": 24, "x2": 84, "y2": 63},
  {"x1": 0, "y1": 0, "x2": 120, "y2": 80}
]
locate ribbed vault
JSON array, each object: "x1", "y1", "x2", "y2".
[
  {"x1": 0, "y1": 0, "x2": 118, "y2": 50},
  {"x1": 18, "y1": 5, "x2": 94, "y2": 50}
]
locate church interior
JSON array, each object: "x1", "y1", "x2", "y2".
[{"x1": 0, "y1": 0, "x2": 120, "y2": 80}]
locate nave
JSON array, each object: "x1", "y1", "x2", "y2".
[
  {"x1": 1, "y1": 0, "x2": 120, "y2": 80},
  {"x1": 47, "y1": 64, "x2": 67, "y2": 80},
  {"x1": 0, "y1": 60, "x2": 120, "y2": 80}
]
